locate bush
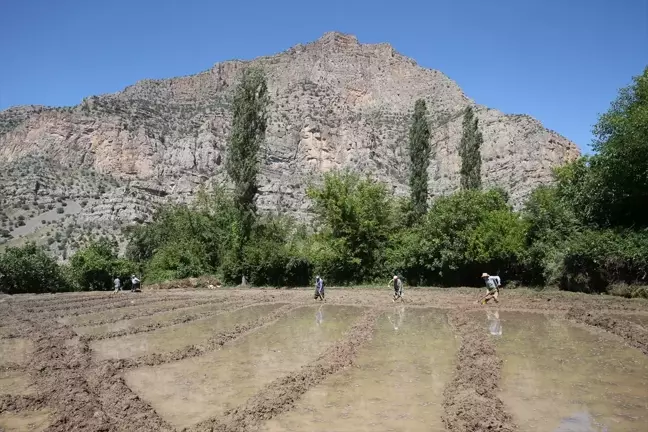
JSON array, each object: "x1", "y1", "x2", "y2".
[
  {"x1": 0, "y1": 243, "x2": 71, "y2": 294},
  {"x1": 56, "y1": 207, "x2": 64, "y2": 214},
  {"x1": 69, "y1": 239, "x2": 136, "y2": 291}
]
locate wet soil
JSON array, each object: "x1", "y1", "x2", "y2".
[
  {"x1": 493, "y1": 311, "x2": 648, "y2": 431},
  {"x1": 0, "y1": 288, "x2": 646, "y2": 431}
]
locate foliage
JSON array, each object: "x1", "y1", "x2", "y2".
[
  {"x1": 459, "y1": 106, "x2": 483, "y2": 191},
  {"x1": 0, "y1": 243, "x2": 71, "y2": 294},
  {"x1": 225, "y1": 67, "x2": 269, "y2": 243},
  {"x1": 408, "y1": 99, "x2": 431, "y2": 221},
  {"x1": 307, "y1": 171, "x2": 395, "y2": 283},
  {"x1": 556, "y1": 67, "x2": 648, "y2": 229},
  {"x1": 70, "y1": 238, "x2": 136, "y2": 291}
]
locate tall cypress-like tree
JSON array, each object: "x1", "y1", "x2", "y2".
[
  {"x1": 459, "y1": 106, "x2": 483, "y2": 190},
  {"x1": 408, "y1": 99, "x2": 431, "y2": 219},
  {"x1": 225, "y1": 68, "x2": 269, "y2": 238}
]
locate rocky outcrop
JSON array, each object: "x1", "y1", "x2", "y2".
[{"x1": 0, "y1": 32, "x2": 579, "y2": 258}]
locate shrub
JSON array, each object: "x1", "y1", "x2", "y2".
[
  {"x1": 0, "y1": 243, "x2": 71, "y2": 294},
  {"x1": 56, "y1": 207, "x2": 64, "y2": 214}
]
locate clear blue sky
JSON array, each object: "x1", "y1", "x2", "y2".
[{"x1": 1, "y1": 0, "x2": 646, "y2": 153}]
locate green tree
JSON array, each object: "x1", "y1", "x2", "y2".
[
  {"x1": 0, "y1": 243, "x2": 70, "y2": 294},
  {"x1": 307, "y1": 171, "x2": 394, "y2": 283},
  {"x1": 459, "y1": 106, "x2": 483, "y2": 190},
  {"x1": 408, "y1": 99, "x2": 431, "y2": 220},
  {"x1": 70, "y1": 238, "x2": 135, "y2": 291},
  {"x1": 226, "y1": 68, "x2": 269, "y2": 242}
]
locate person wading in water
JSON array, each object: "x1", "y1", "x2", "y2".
[{"x1": 390, "y1": 275, "x2": 404, "y2": 302}]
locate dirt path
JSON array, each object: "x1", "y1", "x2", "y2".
[{"x1": 1, "y1": 288, "x2": 646, "y2": 432}]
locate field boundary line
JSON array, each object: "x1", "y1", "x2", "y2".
[
  {"x1": 566, "y1": 307, "x2": 648, "y2": 356},
  {"x1": 110, "y1": 303, "x2": 302, "y2": 370},
  {"x1": 191, "y1": 307, "x2": 383, "y2": 432},
  {"x1": 82, "y1": 300, "x2": 271, "y2": 341},
  {"x1": 441, "y1": 309, "x2": 517, "y2": 432}
]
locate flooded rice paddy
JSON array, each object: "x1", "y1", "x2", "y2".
[
  {"x1": 263, "y1": 307, "x2": 457, "y2": 432},
  {"x1": 91, "y1": 303, "x2": 284, "y2": 360},
  {"x1": 125, "y1": 305, "x2": 362, "y2": 428},
  {"x1": 485, "y1": 311, "x2": 648, "y2": 432},
  {"x1": 2, "y1": 288, "x2": 647, "y2": 431}
]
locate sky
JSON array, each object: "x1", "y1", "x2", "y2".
[{"x1": 1, "y1": 0, "x2": 646, "y2": 153}]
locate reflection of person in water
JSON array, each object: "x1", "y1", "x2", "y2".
[
  {"x1": 387, "y1": 305, "x2": 405, "y2": 331},
  {"x1": 554, "y1": 411, "x2": 607, "y2": 432},
  {"x1": 316, "y1": 305, "x2": 323, "y2": 326},
  {"x1": 486, "y1": 310, "x2": 502, "y2": 336}
]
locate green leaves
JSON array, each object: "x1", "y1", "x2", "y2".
[
  {"x1": 459, "y1": 106, "x2": 483, "y2": 191},
  {"x1": 0, "y1": 243, "x2": 70, "y2": 294},
  {"x1": 408, "y1": 99, "x2": 431, "y2": 220},
  {"x1": 307, "y1": 171, "x2": 395, "y2": 283}
]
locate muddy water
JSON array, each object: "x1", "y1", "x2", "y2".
[
  {"x1": 0, "y1": 370, "x2": 36, "y2": 395},
  {"x1": 0, "y1": 338, "x2": 33, "y2": 366},
  {"x1": 489, "y1": 311, "x2": 648, "y2": 432},
  {"x1": 125, "y1": 305, "x2": 361, "y2": 429},
  {"x1": 92, "y1": 303, "x2": 284, "y2": 360},
  {"x1": 262, "y1": 307, "x2": 457, "y2": 432},
  {"x1": 74, "y1": 302, "x2": 233, "y2": 337},
  {"x1": 0, "y1": 410, "x2": 52, "y2": 431}
]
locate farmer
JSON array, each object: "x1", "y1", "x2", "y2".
[
  {"x1": 113, "y1": 276, "x2": 122, "y2": 293},
  {"x1": 480, "y1": 273, "x2": 501, "y2": 304},
  {"x1": 314, "y1": 276, "x2": 325, "y2": 301},
  {"x1": 391, "y1": 275, "x2": 404, "y2": 302},
  {"x1": 131, "y1": 274, "x2": 141, "y2": 292}
]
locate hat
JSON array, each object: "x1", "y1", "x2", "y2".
[
  {"x1": 393, "y1": 275, "x2": 398, "y2": 280},
  {"x1": 316, "y1": 275, "x2": 320, "y2": 280},
  {"x1": 481, "y1": 273, "x2": 489, "y2": 278}
]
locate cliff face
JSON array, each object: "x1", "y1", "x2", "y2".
[{"x1": 0, "y1": 32, "x2": 579, "y2": 258}]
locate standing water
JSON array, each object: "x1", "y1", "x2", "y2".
[
  {"x1": 488, "y1": 311, "x2": 648, "y2": 432},
  {"x1": 125, "y1": 305, "x2": 361, "y2": 429},
  {"x1": 262, "y1": 307, "x2": 457, "y2": 432}
]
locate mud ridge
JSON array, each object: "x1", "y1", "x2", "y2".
[
  {"x1": 442, "y1": 310, "x2": 517, "y2": 432},
  {"x1": 8, "y1": 304, "x2": 173, "y2": 431},
  {"x1": 0, "y1": 394, "x2": 48, "y2": 412},
  {"x1": 566, "y1": 307, "x2": 648, "y2": 356},
  {"x1": 72, "y1": 295, "x2": 255, "y2": 327},
  {"x1": 111, "y1": 304, "x2": 300, "y2": 370},
  {"x1": 82, "y1": 300, "x2": 257, "y2": 341},
  {"x1": 192, "y1": 308, "x2": 383, "y2": 432},
  {"x1": 31, "y1": 295, "x2": 188, "y2": 317}
]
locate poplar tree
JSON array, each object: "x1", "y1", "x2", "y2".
[
  {"x1": 459, "y1": 106, "x2": 483, "y2": 190},
  {"x1": 408, "y1": 99, "x2": 431, "y2": 219}
]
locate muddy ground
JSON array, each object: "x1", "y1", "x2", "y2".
[{"x1": 0, "y1": 287, "x2": 647, "y2": 431}]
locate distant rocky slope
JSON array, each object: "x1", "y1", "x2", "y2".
[{"x1": 0, "y1": 32, "x2": 579, "y2": 259}]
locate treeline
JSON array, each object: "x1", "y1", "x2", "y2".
[{"x1": 1, "y1": 67, "x2": 647, "y2": 296}]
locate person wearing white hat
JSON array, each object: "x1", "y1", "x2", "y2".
[{"x1": 480, "y1": 273, "x2": 501, "y2": 304}]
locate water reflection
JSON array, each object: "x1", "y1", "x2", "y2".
[
  {"x1": 387, "y1": 305, "x2": 405, "y2": 331},
  {"x1": 316, "y1": 305, "x2": 323, "y2": 326},
  {"x1": 554, "y1": 411, "x2": 608, "y2": 432},
  {"x1": 487, "y1": 310, "x2": 502, "y2": 336}
]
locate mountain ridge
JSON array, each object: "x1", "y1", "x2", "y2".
[{"x1": 0, "y1": 31, "x2": 579, "y2": 259}]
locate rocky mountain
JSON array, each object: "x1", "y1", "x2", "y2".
[{"x1": 0, "y1": 32, "x2": 579, "y2": 259}]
